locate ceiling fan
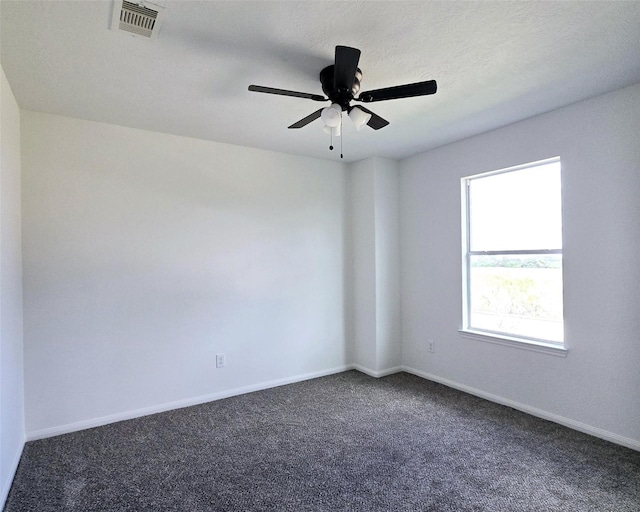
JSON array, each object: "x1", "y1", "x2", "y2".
[{"x1": 248, "y1": 45, "x2": 437, "y2": 135}]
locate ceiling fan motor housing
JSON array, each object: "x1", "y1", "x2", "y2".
[{"x1": 320, "y1": 65, "x2": 362, "y2": 110}]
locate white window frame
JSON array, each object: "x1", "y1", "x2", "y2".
[{"x1": 459, "y1": 157, "x2": 567, "y2": 357}]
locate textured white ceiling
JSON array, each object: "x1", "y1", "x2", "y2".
[{"x1": 2, "y1": 1, "x2": 640, "y2": 162}]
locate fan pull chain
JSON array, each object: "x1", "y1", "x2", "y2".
[{"x1": 340, "y1": 113, "x2": 343, "y2": 159}]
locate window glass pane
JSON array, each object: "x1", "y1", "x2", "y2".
[
  {"x1": 469, "y1": 254, "x2": 563, "y2": 342},
  {"x1": 469, "y1": 162, "x2": 562, "y2": 251}
]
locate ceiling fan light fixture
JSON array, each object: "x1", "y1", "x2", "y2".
[
  {"x1": 321, "y1": 103, "x2": 342, "y2": 127},
  {"x1": 349, "y1": 106, "x2": 372, "y2": 130}
]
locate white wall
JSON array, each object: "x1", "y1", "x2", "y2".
[
  {"x1": 349, "y1": 159, "x2": 377, "y2": 371},
  {"x1": 373, "y1": 159, "x2": 401, "y2": 371},
  {"x1": 349, "y1": 157, "x2": 401, "y2": 375},
  {"x1": 0, "y1": 65, "x2": 25, "y2": 506},
  {"x1": 400, "y1": 84, "x2": 640, "y2": 447},
  {"x1": 21, "y1": 111, "x2": 349, "y2": 436}
]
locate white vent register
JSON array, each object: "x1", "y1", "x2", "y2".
[{"x1": 111, "y1": 1, "x2": 164, "y2": 39}]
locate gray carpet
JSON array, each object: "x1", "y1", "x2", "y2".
[{"x1": 4, "y1": 371, "x2": 640, "y2": 511}]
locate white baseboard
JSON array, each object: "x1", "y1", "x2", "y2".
[
  {"x1": 26, "y1": 364, "x2": 354, "y2": 441},
  {"x1": 25, "y1": 363, "x2": 639, "y2": 452},
  {"x1": 1, "y1": 438, "x2": 25, "y2": 510},
  {"x1": 402, "y1": 365, "x2": 640, "y2": 452},
  {"x1": 352, "y1": 364, "x2": 403, "y2": 378}
]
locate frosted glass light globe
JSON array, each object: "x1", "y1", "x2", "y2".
[
  {"x1": 348, "y1": 106, "x2": 372, "y2": 131},
  {"x1": 323, "y1": 123, "x2": 341, "y2": 136},
  {"x1": 321, "y1": 103, "x2": 342, "y2": 127}
]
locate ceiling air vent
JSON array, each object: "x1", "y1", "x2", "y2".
[{"x1": 111, "y1": 1, "x2": 164, "y2": 39}]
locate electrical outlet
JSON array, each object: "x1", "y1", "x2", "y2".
[
  {"x1": 428, "y1": 340, "x2": 435, "y2": 353},
  {"x1": 216, "y1": 353, "x2": 226, "y2": 368}
]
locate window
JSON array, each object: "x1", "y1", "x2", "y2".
[{"x1": 461, "y1": 158, "x2": 564, "y2": 349}]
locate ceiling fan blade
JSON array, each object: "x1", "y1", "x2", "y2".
[
  {"x1": 288, "y1": 108, "x2": 324, "y2": 129},
  {"x1": 357, "y1": 80, "x2": 437, "y2": 103},
  {"x1": 248, "y1": 85, "x2": 327, "y2": 102},
  {"x1": 333, "y1": 46, "x2": 361, "y2": 92},
  {"x1": 356, "y1": 106, "x2": 390, "y2": 130}
]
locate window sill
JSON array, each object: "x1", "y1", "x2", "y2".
[{"x1": 458, "y1": 329, "x2": 568, "y2": 357}]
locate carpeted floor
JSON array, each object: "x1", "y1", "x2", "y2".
[{"x1": 4, "y1": 371, "x2": 640, "y2": 511}]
